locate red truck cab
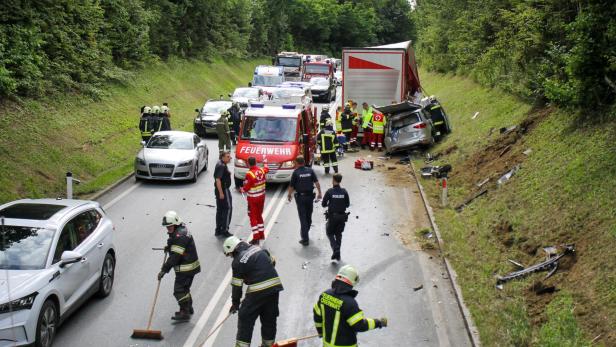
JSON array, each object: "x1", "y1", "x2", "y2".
[
  {"x1": 302, "y1": 61, "x2": 334, "y2": 81},
  {"x1": 234, "y1": 103, "x2": 317, "y2": 183}
]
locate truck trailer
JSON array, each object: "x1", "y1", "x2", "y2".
[{"x1": 341, "y1": 41, "x2": 421, "y2": 106}]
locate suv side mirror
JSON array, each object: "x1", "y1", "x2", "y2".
[
  {"x1": 228, "y1": 93, "x2": 232, "y2": 98},
  {"x1": 140, "y1": 140, "x2": 146, "y2": 147},
  {"x1": 60, "y1": 250, "x2": 83, "y2": 268}
]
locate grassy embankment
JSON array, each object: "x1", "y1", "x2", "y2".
[
  {"x1": 417, "y1": 71, "x2": 615, "y2": 346},
  {"x1": 0, "y1": 58, "x2": 267, "y2": 203}
]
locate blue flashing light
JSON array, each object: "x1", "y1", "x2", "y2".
[
  {"x1": 250, "y1": 103, "x2": 265, "y2": 108},
  {"x1": 282, "y1": 104, "x2": 297, "y2": 110}
]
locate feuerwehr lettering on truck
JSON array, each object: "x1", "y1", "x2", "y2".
[{"x1": 239, "y1": 146, "x2": 292, "y2": 156}]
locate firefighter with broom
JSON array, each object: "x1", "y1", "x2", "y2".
[
  {"x1": 157, "y1": 211, "x2": 201, "y2": 321},
  {"x1": 223, "y1": 236, "x2": 283, "y2": 347}
]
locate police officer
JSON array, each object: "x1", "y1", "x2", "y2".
[
  {"x1": 322, "y1": 173, "x2": 350, "y2": 261},
  {"x1": 214, "y1": 151, "x2": 234, "y2": 238},
  {"x1": 313, "y1": 265, "x2": 388, "y2": 346},
  {"x1": 157, "y1": 211, "x2": 201, "y2": 321},
  {"x1": 223, "y1": 236, "x2": 283, "y2": 347},
  {"x1": 317, "y1": 119, "x2": 339, "y2": 174},
  {"x1": 216, "y1": 111, "x2": 232, "y2": 152},
  {"x1": 319, "y1": 105, "x2": 332, "y2": 130},
  {"x1": 287, "y1": 156, "x2": 322, "y2": 246},
  {"x1": 139, "y1": 106, "x2": 153, "y2": 141},
  {"x1": 228, "y1": 102, "x2": 242, "y2": 145}
]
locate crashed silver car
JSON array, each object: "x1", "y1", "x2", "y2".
[
  {"x1": 375, "y1": 102, "x2": 435, "y2": 153},
  {"x1": 229, "y1": 87, "x2": 263, "y2": 109},
  {"x1": 135, "y1": 131, "x2": 209, "y2": 183}
]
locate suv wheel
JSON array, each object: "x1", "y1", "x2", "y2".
[
  {"x1": 97, "y1": 253, "x2": 115, "y2": 298},
  {"x1": 36, "y1": 300, "x2": 58, "y2": 347},
  {"x1": 191, "y1": 161, "x2": 199, "y2": 183}
]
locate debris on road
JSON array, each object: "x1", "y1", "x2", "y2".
[
  {"x1": 387, "y1": 166, "x2": 396, "y2": 170},
  {"x1": 472, "y1": 111, "x2": 479, "y2": 120},
  {"x1": 497, "y1": 165, "x2": 520, "y2": 185},
  {"x1": 196, "y1": 203, "x2": 215, "y2": 208},
  {"x1": 413, "y1": 284, "x2": 424, "y2": 291},
  {"x1": 476, "y1": 178, "x2": 490, "y2": 188},
  {"x1": 496, "y1": 244, "x2": 575, "y2": 288},
  {"x1": 381, "y1": 233, "x2": 390, "y2": 236},
  {"x1": 500, "y1": 125, "x2": 518, "y2": 135},
  {"x1": 455, "y1": 189, "x2": 488, "y2": 212},
  {"x1": 420, "y1": 165, "x2": 452, "y2": 179},
  {"x1": 523, "y1": 148, "x2": 533, "y2": 156},
  {"x1": 301, "y1": 261, "x2": 310, "y2": 270}
]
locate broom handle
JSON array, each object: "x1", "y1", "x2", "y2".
[
  {"x1": 146, "y1": 252, "x2": 167, "y2": 330},
  {"x1": 198, "y1": 312, "x2": 232, "y2": 346},
  {"x1": 296, "y1": 333, "x2": 320, "y2": 342}
]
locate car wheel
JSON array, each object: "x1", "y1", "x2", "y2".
[
  {"x1": 191, "y1": 162, "x2": 199, "y2": 183},
  {"x1": 36, "y1": 300, "x2": 58, "y2": 347},
  {"x1": 96, "y1": 252, "x2": 115, "y2": 298}
]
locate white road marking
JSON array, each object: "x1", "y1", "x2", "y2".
[
  {"x1": 183, "y1": 185, "x2": 285, "y2": 347},
  {"x1": 102, "y1": 182, "x2": 140, "y2": 210},
  {"x1": 201, "y1": 185, "x2": 288, "y2": 347}
]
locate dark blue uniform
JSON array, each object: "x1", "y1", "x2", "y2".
[
  {"x1": 214, "y1": 160, "x2": 232, "y2": 236},
  {"x1": 322, "y1": 185, "x2": 350, "y2": 260},
  {"x1": 290, "y1": 166, "x2": 319, "y2": 243}
]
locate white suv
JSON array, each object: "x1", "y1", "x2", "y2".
[{"x1": 0, "y1": 199, "x2": 116, "y2": 347}]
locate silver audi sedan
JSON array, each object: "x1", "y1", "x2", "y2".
[{"x1": 134, "y1": 131, "x2": 209, "y2": 183}]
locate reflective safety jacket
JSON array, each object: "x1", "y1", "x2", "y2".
[
  {"x1": 350, "y1": 107, "x2": 359, "y2": 126},
  {"x1": 162, "y1": 225, "x2": 201, "y2": 275},
  {"x1": 242, "y1": 164, "x2": 269, "y2": 199},
  {"x1": 139, "y1": 115, "x2": 152, "y2": 137},
  {"x1": 335, "y1": 110, "x2": 342, "y2": 131},
  {"x1": 319, "y1": 112, "x2": 332, "y2": 129},
  {"x1": 314, "y1": 281, "x2": 379, "y2": 347},
  {"x1": 318, "y1": 129, "x2": 339, "y2": 154},
  {"x1": 371, "y1": 112, "x2": 386, "y2": 135},
  {"x1": 148, "y1": 115, "x2": 164, "y2": 134},
  {"x1": 361, "y1": 108, "x2": 373, "y2": 129},
  {"x1": 231, "y1": 242, "x2": 283, "y2": 305}
]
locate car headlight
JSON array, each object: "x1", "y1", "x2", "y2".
[
  {"x1": 235, "y1": 158, "x2": 247, "y2": 167},
  {"x1": 0, "y1": 292, "x2": 38, "y2": 313},
  {"x1": 280, "y1": 160, "x2": 295, "y2": 169},
  {"x1": 135, "y1": 157, "x2": 146, "y2": 165},
  {"x1": 178, "y1": 160, "x2": 193, "y2": 167}
]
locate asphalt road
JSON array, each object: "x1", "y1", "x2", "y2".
[{"x1": 53, "y1": 93, "x2": 471, "y2": 347}]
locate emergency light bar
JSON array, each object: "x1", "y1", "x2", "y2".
[
  {"x1": 282, "y1": 104, "x2": 297, "y2": 109},
  {"x1": 250, "y1": 103, "x2": 265, "y2": 108}
]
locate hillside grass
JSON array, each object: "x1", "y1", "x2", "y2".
[
  {"x1": 0, "y1": 58, "x2": 266, "y2": 203},
  {"x1": 417, "y1": 71, "x2": 616, "y2": 346}
]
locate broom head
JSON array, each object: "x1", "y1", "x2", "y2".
[
  {"x1": 272, "y1": 337, "x2": 298, "y2": 347},
  {"x1": 131, "y1": 329, "x2": 163, "y2": 340}
]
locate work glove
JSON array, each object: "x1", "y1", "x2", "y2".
[
  {"x1": 375, "y1": 317, "x2": 388, "y2": 328},
  {"x1": 229, "y1": 303, "x2": 240, "y2": 314},
  {"x1": 157, "y1": 271, "x2": 165, "y2": 281},
  {"x1": 163, "y1": 245, "x2": 170, "y2": 253}
]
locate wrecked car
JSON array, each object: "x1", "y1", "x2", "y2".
[
  {"x1": 421, "y1": 96, "x2": 452, "y2": 139},
  {"x1": 375, "y1": 101, "x2": 435, "y2": 153}
]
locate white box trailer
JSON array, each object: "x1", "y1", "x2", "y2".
[{"x1": 342, "y1": 41, "x2": 421, "y2": 107}]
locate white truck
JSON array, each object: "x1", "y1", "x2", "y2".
[
  {"x1": 341, "y1": 41, "x2": 421, "y2": 106},
  {"x1": 274, "y1": 52, "x2": 303, "y2": 81}
]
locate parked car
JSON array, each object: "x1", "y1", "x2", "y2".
[
  {"x1": 135, "y1": 131, "x2": 209, "y2": 183},
  {"x1": 0, "y1": 198, "x2": 116, "y2": 347},
  {"x1": 194, "y1": 100, "x2": 233, "y2": 137},
  {"x1": 308, "y1": 77, "x2": 336, "y2": 102},
  {"x1": 229, "y1": 87, "x2": 263, "y2": 109},
  {"x1": 375, "y1": 101, "x2": 435, "y2": 153}
]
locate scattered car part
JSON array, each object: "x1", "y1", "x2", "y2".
[
  {"x1": 496, "y1": 244, "x2": 575, "y2": 287},
  {"x1": 455, "y1": 189, "x2": 488, "y2": 212},
  {"x1": 497, "y1": 165, "x2": 521, "y2": 185}
]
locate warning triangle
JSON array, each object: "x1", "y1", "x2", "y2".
[{"x1": 348, "y1": 56, "x2": 393, "y2": 70}]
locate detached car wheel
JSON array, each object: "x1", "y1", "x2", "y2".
[
  {"x1": 97, "y1": 253, "x2": 115, "y2": 298},
  {"x1": 36, "y1": 300, "x2": 58, "y2": 347}
]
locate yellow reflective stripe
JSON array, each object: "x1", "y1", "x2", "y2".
[
  {"x1": 323, "y1": 343, "x2": 356, "y2": 347},
  {"x1": 431, "y1": 105, "x2": 441, "y2": 110},
  {"x1": 235, "y1": 341, "x2": 250, "y2": 347},
  {"x1": 173, "y1": 260, "x2": 200, "y2": 272},
  {"x1": 313, "y1": 303, "x2": 322, "y2": 316},
  {"x1": 321, "y1": 304, "x2": 327, "y2": 341},
  {"x1": 330, "y1": 310, "x2": 340, "y2": 345},
  {"x1": 315, "y1": 322, "x2": 323, "y2": 328},
  {"x1": 249, "y1": 183, "x2": 265, "y2": 192},
  {"x1": 367, "y1": 318, "x2": 376, "y2": 330},
  {"x1": 178, "y1": 293, "x2": 191, "y2": 302},
  {"x1": 246, "y1": 277, "x2": 281, "y2": 293},
  {"x1": 434, "y1": 121, "x2": 444, "y2": 125},
  {"x1": 231, "y1": 277, "x2": 244, "y2": 287},
  {"x1": 346, "y1": 310, "x2": 365, "y2": 326},
  {"x1": 247, "y1": 171, "x2": 256, "y2": 179},
  {"x1": 170, "y1": 245, "x2": 185, "y2": 254}
]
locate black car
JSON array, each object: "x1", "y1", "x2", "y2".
[
  {"x1": 309, "y1": 77, "x2": 336, "y2": 102},
  {"x1": 194, "y1": 100, "x2": 233, "y2": 137}
]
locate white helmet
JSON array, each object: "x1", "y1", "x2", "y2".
[
  {"x1": 161, "y1": 105, "x2": 169, "y2": 113},
  {"x1": 223, "y1": 236, "x2": 242, "y2": 255},
  {"x1": 336, "y1": 265, "x2": 359, "y2": 286},
  {"x1": 322, "y1": 105, "x2": 330, "y2": 112},
  {"x1": 162, "y1": 211, "x2": 182, "y2": 226},
  {"x1": 143, "y1": 106, "x2": 152, "y2": 114},
  {"x1": 152, "y1": 105, "x2": 161, "y2": 114}
]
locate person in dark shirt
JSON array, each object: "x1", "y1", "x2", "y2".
[
  {"x1": 287, "y1": 155, "x2": 322, "y2": 246},
  {"x1": 321, "y1": 173, "x2": 350, "y2": 261},
  {"x1": 214, "y1": 151, "x2": 233, "y2": 237}
]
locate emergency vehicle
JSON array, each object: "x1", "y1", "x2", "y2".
[
  {"x1": 252, "y1": 65, "x2": 286, "y2": 95},
  {"x1": 234, "y1": 102, "x2": 317, "y2": 183},
  {"x1": 302, "y1": 61, "x2": 334, "y2": 81},
  {"x1": 274, "y1": 52, "x2": 303, "y2": 81}
]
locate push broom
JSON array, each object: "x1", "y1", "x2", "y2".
[
  {"x1": 273, "y1": 334, "x2": 320, "y2": 347},
  {"x1": 131, "y1": 250, "x2": 167, "y2": 340}
]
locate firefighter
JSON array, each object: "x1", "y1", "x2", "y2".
[
  {"x1": 139, "y1": 106, "x2": 153, "y2": 141},
  {"x1": 162, "y1": 102, "x2": 171, "y2": 117},
  {"x1": 350, "y1": 101, "x2": 360, "y2": 147},
  {"x1": 149, "y1": 106, "x2": 164, "y2": 136},
  {"x1": 240, "y1": 156, "x2": 269, "y2": 245},
  {"x1": 228, "y1": 102, "x2": 242, "y2": 145},
  {"x1": 214, "y1": 151, "x2": 234, "y2": 238},
  {"x1": 157, "y1": 211, "x2": 201, "y2": 321},
  {"x1": 319, "y1": 105, "x2": 332, "y2": 130},
  {"x1": 360, "y1": 102, "x2": 373, "y2": 150},
  {"x1": 223, "y1": 236, "x2": 283, "y2": 347},
  {"x1": 321, "y1": 173, "x2": 350, "y2": 261},
  {"x1": 340, "y1": 104, "x2": 354, "y2": 151},
  {"x1": 288, "y1": 155, "x2": 322, "y2": 246},
  {"x1": 160, "y1": 104, "x2": 171, "y2": 130},
  {"x1": 371, "y1": 110, "x2": 386, "y2": 151},
  {"x1": 216, "y1": 110, "x2": 232, "y2": 152},
  {"x1": 313, "y1": 265, "x2": 388, "y2": 346},
  {"x1": 317, "y1": 119, "x2": 339, "y2": 174}
]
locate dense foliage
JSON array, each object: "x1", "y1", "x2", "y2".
[
  {"x1": 0, "y1": 0, "x2": 414, "y2": 98},
  {"x1": 414, "y1": 0, "x2": 616, "y2": 111}
]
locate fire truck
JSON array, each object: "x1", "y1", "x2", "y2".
[
  {"x1": 234, "y1": 101, "x2": 318, "y2": 183},
  {"x1": 302, "y1": 61, "x2": 334, "y2": 81}
]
